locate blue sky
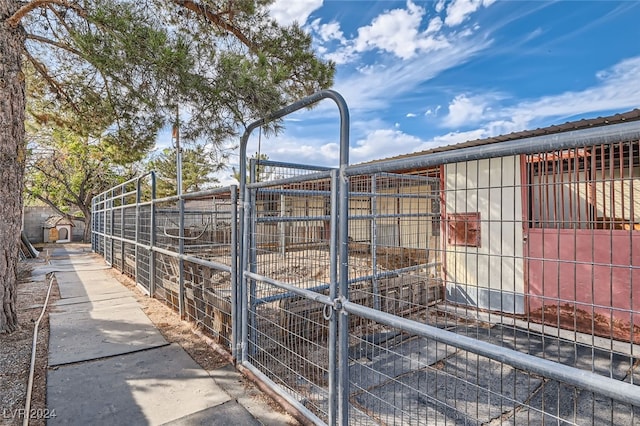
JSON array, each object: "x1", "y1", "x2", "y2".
[{"x1": 216, "y1": 0, "x2": 640, "y2": 183}]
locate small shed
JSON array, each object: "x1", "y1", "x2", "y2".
[{"x1": 43, "y1": 216, "x2": 74, "y2": 243}]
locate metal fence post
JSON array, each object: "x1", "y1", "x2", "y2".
[
  {"x1": 103, "y1": 194, "x2": 106, "y2": 254},
  {"x1": 328, "y1": 169, "x2": 339, "y2": 425},
  {"x1": 230, "y1": 186, "x2": 239, "y2": 360},
  {"x1": 178, "y1": 192, "x2": 185, "y2": 318},
  {"x1": 371, "y1": 174, "x2": 380, "y2": 311},
  {"x1": 240, "y1": 198, "x2": 252, "y2": 363},
  {"x1": 149, "y1": 172, "x2": 156, "y2": 297},
  {"x1": 337, "y1": 166, "x2": 350, "y2": 426},
  {"x1": 91, "y1": 197, "x2": 95, "y2": 251},
  {"x1": 120, "y1": 186, "x2": 125, "y2": 271},
  {"x1": 249, "y1": 159, "x2": 258, "y2": 356},
  {"x1": 135, "y1": 177, "x2": 141, "y2": 286},
  {"x1": 109, "y1": 189, "x2": 114, "y2": 266}
]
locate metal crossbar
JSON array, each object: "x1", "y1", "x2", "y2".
[{"x1": 92, "y1": 90, "x2": 640, "y2": 426}]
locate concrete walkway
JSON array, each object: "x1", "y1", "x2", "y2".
[{"x1": 40, "y1": 245, "x2": 295, "y2": 426}]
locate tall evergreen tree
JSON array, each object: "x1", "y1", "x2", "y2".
[
  {"x1": 148, "y1": 144, "x2": 223, "y2": 198},
  {"x1": 0, "y1": 0, "x2": 334, "y2": 333},
  {"x1": 233, "y1": 152, "x2": 275, "y2": 183}
]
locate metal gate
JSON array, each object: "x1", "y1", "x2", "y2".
[{"x1": 92, "y1": 90, "x2": 640, "y2": 425}]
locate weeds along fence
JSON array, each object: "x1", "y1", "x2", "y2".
[{"x1": 93, "y1": 90, "x2": 640, "y2": 425}]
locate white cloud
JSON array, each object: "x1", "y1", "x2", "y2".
[
  {"x1": 433, "y1": 56, "x2": 640, "y2": 148},
  {"x1": 310, "y1": 0, "x2": 495, "y2": 66},
  {"x1": 353, "y1": 1, "x2": 427, "y2": 59},
  {"x1": 349, "y1": 1, "x2": 454, "y2": 60},
  {"x1": 445, "y1": 0, "x2": 495, "y2": 27},
  {"x1": 351, "y1": 129, "x2": 426, "y2": 163},
  {"x1": 334, "y1": 35, "x2": 491, "y2": 113},
  {"x1": 523, "y1": 27, "x2": 544, "y2": 43},
  {"x1": 426, "y1": 17, "x2": 443, "y2": 34},
  {"x1": 309, "y1": 19, "x2": 346, "y2": 43},
  {"x1": 406, "y1": 113, "x2": 418, "y2": 118},
  {"x1": 306, "y1": 0, "x2": 494, "y2": 111},
  {"x1": 268, "y1": 0, "x2": 323, "y2": 26},
  {"x1": 499, "y1": 56, "x2": 640, "y2": 130},
  {"x1": 416, "y1": 128, "x2": 489, "y2": 152},
  {"x1": 323, "y1": 48, "x2": 359, "y2": 66},
  {"x1": 425, "y1": 105, "x2": 442, "y2": 116},
  {"x1": 442, "y1": 94, "x2": 493, "y2": 127}
]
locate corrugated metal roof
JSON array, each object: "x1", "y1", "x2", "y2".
[{"x1": 373, "y1": 109, "x2": 640, "y2": 164}]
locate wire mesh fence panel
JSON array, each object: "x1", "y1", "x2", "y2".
[
  {"x1": 137, "y1": 246, "x2": 151, "y2": 291},
  {"x1": 248, "y1": 278, "x2": 332, "y2": 422},
  {"x1": 155, "y1": 200, "x2": 181, "y2": 251},
  {"x1": 135, "y1": 203, "x2": 152, "y2": 292},
  {"x1": 346, "y1": 173, "x2": 442, "y2": 317},
  {"x1": 111, "y1": 207, "x2": 124, "y2": 238},
  {"x1": 103, "y1": 195, "x2": 114, "y2": 264},
  {"x1": 244, "y1": 171, "x2": 335, "y2": 422},
  {"x1": 419, "y1": 152, "x2": 639, "y2": 423},
  {"x1": 525, "y1": 143, "x2": 640, "y2": 345},
  {"x1": 345, "y1": 316, "x2": 640, "y2": 426},
  {"x1": 112, "y1": 239, "x2": 123, "y2": 272},
  {"x1": 92, "y1": 195, "x2": 105, "y2": 255},
  {"x1": 182, "y1": 193, "x2": 236, "y2": 265},
  {"x1": 138, "y1": 204, "x2": 152, "y2": 246},
  {"x1": 176, "y1": 191, "x2": 237, "y2": 349},
  {"x1": 250, "y1": 185, "x2": 333, "y2": 290},
  {"x1": 154, "y1": 250, "x2": 181, "y2": 313},
  {"x1": 183, "y1": 260, "x2": 233, "y2": 350},
  {"x1": 122, "y1": 241, "x2": 136, "y2": 279},
  {"x1": 92, "y1": 128, "x2": 640, "y2": 425},
  {"x1": 123, "y1": 205, "x2": 136, "y2": 241},
  {"x1": 250, "y1": 159, "x2": 332, "y2": 182},
  {"x1": 152, "y1": 197, "x2": 184, "y2": 312}
]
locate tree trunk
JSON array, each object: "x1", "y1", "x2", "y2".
[
  {"x1": 80, "y1": 206, "x2": 91, "y2": 244},
  {"x1": 83, "y1": 217, "x2": 91, "y2": 244},
  {"x1": 0, "y1": 0, "x2": 26, "y2": 334}
]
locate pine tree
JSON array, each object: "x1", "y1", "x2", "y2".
[{"x1": 0, "y1": 0, "x2": 334, "y2": 333}]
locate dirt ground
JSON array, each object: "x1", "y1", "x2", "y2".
[
  {"x1": 0, "y1": 248, "x2": 297, "y2": 426},
  {"x1": 529, "y1": 303, "x2": 640, "y2": 344},
  {"x1": 0, "y1": 262, "x2": 58, "y2": 426}
]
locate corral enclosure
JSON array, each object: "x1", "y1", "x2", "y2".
[{"x1": 92, "y1": 95, "x2": 640, "y2": 425}]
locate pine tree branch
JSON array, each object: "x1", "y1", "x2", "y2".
[
  {"x1": 7, "y1": 0, "x2": 86, "y2": 28},
  {"x1": 171, "y1": 0, "x2": 257, "y2": 52},
  {"x1": 25, "y1": 33, "x2": 82, "y2": 57},
  {"x1": 24, "y1": 49, "x2": 81, "y2": 114}
]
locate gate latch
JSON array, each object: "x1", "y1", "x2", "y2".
[{"x1": 323, "y1": 298, "x2": 342, "y2": 320}]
